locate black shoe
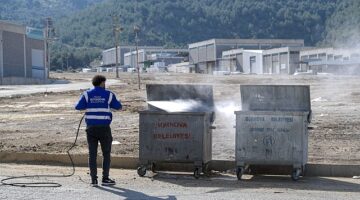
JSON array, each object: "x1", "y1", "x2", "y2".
[
  {"x1": 102, "y1": 177, "x2": 116, "y2": 186},
  {"x1": 91, "y1": 179, "x2": 98, "y2": 187}
]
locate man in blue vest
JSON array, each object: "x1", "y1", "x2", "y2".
[{"x1": 75, "y1": 75, "x2": 122, "y2": 187}]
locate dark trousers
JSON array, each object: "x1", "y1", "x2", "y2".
[{"x1": 86, "y1": 125, "x2": 113, "y2": 180}]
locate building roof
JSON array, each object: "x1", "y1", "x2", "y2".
[
  {"x1": 222, "y1": 49, "x2": 263, "y2": 56},
  {"x1": 262, "y1": 46, "x2": 313, "y2": 55},
  {"x1": 0, "y1": 20, "x2": 25, "y2": 34},
  {"x1": 309, "y1": 58, "x2": 360, "y2": 66},
  {"x1": 0, "y1": 20, "x2": 44, "y2": 40},
  {"x1": 102, "y1": 46, "x2": 163, "y2": 53},
  {"x1": 300, "y1": 47, "x2": 360, "y2": 56},
  {"x1": 188, "y1": 38, "x2": 304, "y2": 48},
  {"x1": 124, "y1": 48, "x2": 188, "y2": 56}
]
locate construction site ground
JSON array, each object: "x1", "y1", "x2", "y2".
[{"x1": 0, "y1": 72, "x2": 360, "y2": 165}]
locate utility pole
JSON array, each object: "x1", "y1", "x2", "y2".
[
  {"x1": 45, "y1": 17, "x2": 54, "y2": 79},
  {"x1": 134, "y1": 25, "x2": 141, "y2": 89},
  {"x1": 111, "y1": 14, "x2": 123, "y2": 78},
  {"x1": 44, "y1": 17, "x2": 57, "y2": 78},
  {"x1": 66, "y1": 53, "x2": 69, "y2": 71}
]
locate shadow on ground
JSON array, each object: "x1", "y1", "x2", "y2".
[
  {"x1": 96, "y1": 185, "x2": 177, "y2": 200},
  {"x1": 145, "y1": 171, "x2": 360, "y2": 194}
]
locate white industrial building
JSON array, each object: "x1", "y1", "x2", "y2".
[
  {"x1": 102, "y1": 46, "x2": 162, "y2": 67},
  {"x1": 188, "y1": 38, "x2": 304, "y2": 74},
  {"x1": 300, "y1": 48, "x2": 360, "y2": 75},
  {"x1": 124, "y1": 48, "x2": 188, "y2": 71},
  {"x1": 262, "y1": 47, "x2": 311, "y2": 75},
  {"x1": 221, "y1": 49, "x2": 263, "y2": 74},
  {"x1": 167, "y1": 62, "x2": 195, "y2": 73}
]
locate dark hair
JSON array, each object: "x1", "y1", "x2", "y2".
[{"x1": 92, "y1": 75, "x2": 106, "y2": 86}]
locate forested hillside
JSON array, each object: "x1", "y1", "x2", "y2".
[
  {"x1": 1, "y1": 0, "x2": 359, "y2": 68},
  {"x1": 322, "y1": 0, "x2": 360, "y2": 48},
  {"x1": 56, "y1": 0, "x2": 337, "y2": 48},
  {"x1": 0, "y1": 0, "x2": 103, "y2": 27}
]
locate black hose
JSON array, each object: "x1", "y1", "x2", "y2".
[{"x1": 0, "y1": 115, "x2": 85, "y2": 187}]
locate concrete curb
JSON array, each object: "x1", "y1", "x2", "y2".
[
  {"x1": 0, "y1": 152, "x2": 138, "y2": 169},
  {"x1": 1, "y1": 152, "x2": 359, "y2": 177}
]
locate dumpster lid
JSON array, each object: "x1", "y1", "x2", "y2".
[
  {"x1": 240, "y1": 85, "x2": 311, "y2": 111},
  {"x1": 146, "y1": 84, "x2": 214, "y2": 112}
]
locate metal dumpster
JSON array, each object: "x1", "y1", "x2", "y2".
[
  {"x1": 137, "y1": 84, "x2": 215, "y2": 178},
  {"x1": 235, "y1": 85, "x2": 311, "y2": 181}
]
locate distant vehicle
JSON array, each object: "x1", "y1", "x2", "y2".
[
  {"x1": 293, "y1": 70, "x2": 315, "y2": 76},
  {"x1": 230, "y1": 71, "x2": 243, "y2": 75}
]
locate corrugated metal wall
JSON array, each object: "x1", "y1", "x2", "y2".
[
  {"x1": 3, "y1": 31, "x2": 24, "y2": 77},
  {"x1": 272, "y1": 54, "x2": 280, "y2": 74},
  {"x1": 102, "y1": 47, "x2": 134, "y2": 66},
  {"x1": 189, "y1": 48, "x2": 198, "y2": 64},
  {"x1": 289, "y1": 52, "x2": 300, "y2": 74},
  {"x1": 263, "y1": 55, "x2": 272, "y2": 73},
  {"x1": 198, "y1": 46, "x2": 207, "y2": 62},
  {"x1": 206, "y1": 44, "x2": 215, "y2": 61},
  {"x1": 102, "y1": 49, "x2": 116, "y2": 66},
  {"x1": 280, "y1": 52, "x2": 288, "y2": 74},
  {"x1": 190, "y1": 44, "x2": 215, "y2": 65},
  {"x1": 124, "y1": 54, "x2": 131, "y2": 66},
  {"x1": 236, "y1": 54, "x2": 243, "y2": 72},
  {"x1": 216, "y1": 45, "x2": 232, "y2": 60}
]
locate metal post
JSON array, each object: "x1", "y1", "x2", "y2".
[
  {"x1": 111, "y1": 14, "x2": 123, "y2": 78},
  {"x1": 136, "y1": 32, "x2": 140, "y2": 89},
  {"x1": 23, "y1": 34, "x2": 27, "y2": 78},
  {"x1": 46, "y1": 18, "x2": 50, "y2": 79},
  {"x1": 44, "y1": 22, "x2": 48, "y2": 79},
  {"x1": 0, "y1": 30, "x2": 3, "y2": 84},
  {"x1": 47, "y1": 41, "x2": 51, "y2": 78},
  {"x1": 115, "y1": 38, "x2": 119, "y2": 77},
  {"x1": 134, "y1": 25, "x2": 141, "y2": 89},
  {"x1": 44, "y1": 17, "x2": 54, "y2": 79},
  {"x1": 66, "y1": 53, "x2": 69, "y2": 71}
]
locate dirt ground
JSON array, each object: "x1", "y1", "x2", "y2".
[{"x1": 0, "y1": 72, "x2": 360, "y2": 164}]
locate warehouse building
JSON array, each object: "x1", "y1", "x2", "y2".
[
  {"x1": 167, "y1": 62, "x2": 195, "y2": 73},
  {"x1": 262, "y1": 47, "x2": 311, "y2": 75},
  {"x1": 0, "y1": 21, "x2": 46, "y2": 84},
  {"x1": 101, "y1": 46, "x2": 162, "y2": 67},
  {"x1": 124, "y1": 48, "x2": 188, "y2": 71},
  {"x1": 299, "y1": 48, "x2": 360, "y2": 75},
  {"x1": 188, "y1": 39, "x2": 304, "y2": 74},
  {"x1": 220, "y1": 49, "x2": 263, "y2": 74}
]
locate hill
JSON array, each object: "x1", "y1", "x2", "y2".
[
  {"x1": 0, "y1": 0, "x2": 104, "y2": 27},
  {"x1": 1, "y1": 0, "x2": 360, "y2": 68},
  {"x1": 322, "y1": 0, "x2": 360, "y2": 48},
  {"x1": 56, "y1": 0, "x2": 337, "y2": 48}
]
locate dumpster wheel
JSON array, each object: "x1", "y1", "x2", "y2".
[
  {"x1": 194, "y1": 168, "x2": 201, "y2": 179},
  {"x1": 291, "y1": 168, "x2": 301, "y2": 181},
  {"x1": 202, "y1": 163, "x2": 211, "y2": 176},
  {"x1": 150, "y1": 163, "x2": 156, "y2": 173},
  {"x1": 137, "y1": 166, "x2": 147, "y2": 177},
  {"x1": 236, "y1": 167, "x2": 244, "y2": 180}
]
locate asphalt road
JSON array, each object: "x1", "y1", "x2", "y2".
[
  {"x1": 0, "y1": 164, "x2": 359, "y2": 200},
  {"x1": 0, "y1": 79, "x2": 121, "y2": 97}
]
